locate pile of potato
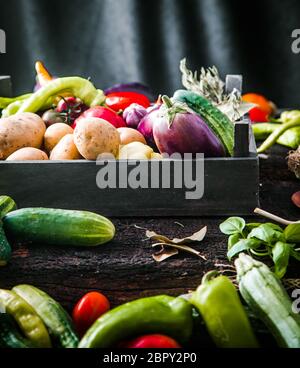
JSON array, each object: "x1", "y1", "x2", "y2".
[{"x1": 0, "y1": 112, "x2": 160, "y2": 161}]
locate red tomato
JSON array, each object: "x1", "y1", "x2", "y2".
[
  {"x1": 72, "y1": 291, "x2": 110, "y2": 336},
  {"x1": 249, "y1": 107, "x2": 269, "y2": 123},
  {"x1": 106, "y1": 92, "x2": 151, "y2": 112},
  {"x1": 242, "y1": 93, "x2": 273, "y2": 123},
  {"x1": 121, "y1": 334, "x2": 181, "y2": 348},
  {"x1": 72, "y1": 106, "x2": 126, "y2": 129}
]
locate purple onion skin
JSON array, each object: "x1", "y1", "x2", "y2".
[
  {"x1": 153, "y1": 111, "x2": 225, "y2": 157},
  {"x1": 123, "y1": 103, "x2": 148, "y2": 128},
  {"x1": 104, "y1": 82, "x2": 154, "y2": 101},
  {"x1": 137, "y1": 105, "x2": 161, "y2": 148}
]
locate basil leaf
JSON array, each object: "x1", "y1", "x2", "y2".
[
  {"x1": 284, "y1": 223, "x2": 300, "y2": 243},
  {"x1": 248, "y1": 224, "x2": 283, "y2": 244},
  {"x1": 272, "y1": 242, "x2": 290, "y2": 279},
  {"x1": 245, "y1": 223, "x2": 261, "y2": 231},
  {"x1": 264, "y1": 223, "x2": 283, "y2": 232},
  {"x1": 227, "y1": 239, "x2": 261, "y2": 260},
  {"x1": 219, "y1": 217, "x2": 246, "y2": 235},
  {"x1": 290, "y1": 249, "x2": 300, "y2": 261},
  {"x1": 228, "y1": 233, "x2": 242, "y2": 250}
]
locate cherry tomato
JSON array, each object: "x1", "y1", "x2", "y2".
[
  {"x1": 72, "y1": 291, "x2": 110, "y2": 336},
  {"x1": 120, "y1": 334, "x2": 181, "y2": 348},
  {"x1": 106, "y1": 92, "x2": 151, "y2": 112},
  {"x1": 249, "y1": 107, "x2": 269, "y2": 123}
]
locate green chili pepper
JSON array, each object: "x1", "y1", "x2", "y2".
[
  {"x1": 0, "y1": 94, "x2": 32, "y2": 109},
  {"x1": 191, "y1": 271, "x2": 259, "y2": 348},
  {"x1": 253, "y1": 123, "x2": 300, "y2": 149},
  {"x1": 0, "y1": 289, "x2": 52, "y2": 348},
  {"x1": 79, "y1": 295, "x2": 194, "y2": 348},
  {"x1": 3, "y1": 77, "x2": 105, "y2": 117}
]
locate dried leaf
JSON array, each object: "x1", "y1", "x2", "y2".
[
  {"x1": 152, "y1": 246, "x2": 179, "y2": 262},
  {"x1": 152, "y1": 242, "x2": 206, "y2": 261},
  {"x1": 172, "y1": 226, "x2": 207, "y2": 244}
]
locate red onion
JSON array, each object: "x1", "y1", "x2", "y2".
[
  {"x1": 123, "y1": 103, "x2": 147, "y2": 128},
  {"x1": 152, "y1": 96, "x2": 225, "y2": 157}
]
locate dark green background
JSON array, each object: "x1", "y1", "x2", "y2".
[{"x1": 0, "y1": 0, "x2": 299, "y2": 106}]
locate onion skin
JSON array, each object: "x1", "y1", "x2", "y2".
[{"x1": 153, "y1": 108, "x2": 225, "y2": 157}]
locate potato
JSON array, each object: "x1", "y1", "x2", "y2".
[
  {"x1": 44, "y1": 123, "x2": 73, "y2": 153},
  {"x1": 74, "y1": 118, "x2": 120, "y2": 160},
  {"x1": 117, "y1": 127, "x2": 147, "y2": 146},
  {"x1": 0, "y1": 112, "x2": 46, "y2": 159},
  {"x1": 50, "y1": 134, "x2": 82, "y2": 160},
  {"x1": 6, "y1": 147, "x2": 48, "y2": 161}
]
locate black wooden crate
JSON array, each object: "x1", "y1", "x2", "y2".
[{"x1": 0, "y1": 76, "x2": 259, "y2": 217}]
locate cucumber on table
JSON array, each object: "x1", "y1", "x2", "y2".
[
  {"x1": 0, "y1": 195, "x2": 17, "y2": 219},
  {"x1": 3, "y1": 208, "x2": 115, "y2": 246},
  {"x1": 0, "y1": 223, "x2": 12, "y2": 266}
]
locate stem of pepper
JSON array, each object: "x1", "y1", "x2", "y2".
[
  {"x1": 254, "y1": 208, "x2": 299, "y2": 225},
  {"x1": 257, "y1": 120, "x2": 300, "y2": 153}
]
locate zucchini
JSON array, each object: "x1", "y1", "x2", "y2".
[
  {"x1": 13, "y1": 284, "x2": 79, "y2": 348},
  {"x1": 3, "y1": 208, "x2": 115, "y2": 246},
  {"x1": 235, "y1": 253, "x2": 300, "y2": 348},
  {"x1": 173, "y1": 89, "x2": 235, "y2": 156},
  {"x1": 0, "y1": 313, "x2": 35, "y2": 348},
  {"x1": 0, "y1": 222, "x2": 12, "y2": 266},
  {"x1": 0, "y1": 195, "x2": 17, "y2": 219}
]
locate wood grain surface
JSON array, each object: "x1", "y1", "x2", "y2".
[{"x1": 0, "y1": 146, "x2": 299, "y2": 312}]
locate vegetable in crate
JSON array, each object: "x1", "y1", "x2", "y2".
[
  {"x1": 13, "y1": 284, "x2": 79, "y2": 348},
  {"x1": 123, "y1": 103, "x2": 148, "y2": 128},
  {"x1": 73, "y1": 105, "x2": 126, "y2": 129},
  {"x1": 3, "y1": 208, "x2": 115, "y2": 246},
  {"x1": 104, "y1": 82, "x2": 154, "y2": 101},
  {"x1": 191, "y1": 271, "x2": 258, "y2": 348},
  {"x1": 0, "y1": 289, "x2": 51, "y2": 348},
  {"x1": 3, "y1": 77, "x2": 105, "y2": 117},
  {"x1": 44, "y1": 123, "x2": 74, "y2": 153},
  {"x1": 105, "y1": 91, "x2": 151, "y2": 112},
  {"x1": 173, "y1": 90, "x2": 233, "y2": 156},
  {"x1": 74, "y1": 118, "x2": 120, "y2": 160},
  {"x1": 7, "y1": 147, "x2": 48, "y2": 161},
  {"x1": 79, "y1": 295, "x2": 193, "y2": 348},
  {"x1": 137, "y1": 105, "x2": 161, "y2": 148},
  {"x1": 153, "y1": 96, "x2": 225, "y2": 157},
  {"x1": 0, "y1": 112, "x2": 46, "y2": 159},
  {"x1": 117, "y1": 127, "x2": 147, "y2": 146},
  {"x1": 235, "y1": 253, "x2": 300, "y2": 348},
  {"x1": 118, "y1": 141, "x2": 162, "y2": 160},
  {"x1": 50, "y1": 134, "x2": 81, "y2": 160}
]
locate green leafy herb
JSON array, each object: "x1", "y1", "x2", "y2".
[
  {"x1": 220, "y1": 215, "x2": 300, "y2": 279},
  {"x1": 284, "y1": 223, "x2": 300, "y2": 243},
  {"x1": 272, "y1": 242, "x2": 291, "y2": 279},
  {"x1": 219, "y1": 217, "x2": 245, "y2": 236},
  {"x1": 227, "y1": 239, "x2": 261, "y2": 261}
]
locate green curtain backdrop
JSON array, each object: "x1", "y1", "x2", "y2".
[{"x1": 0, "y1": 0, "x2": 299, "y2": 106}]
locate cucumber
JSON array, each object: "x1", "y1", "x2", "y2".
[
  {"x1": 173, "y1": 89, "x2": 235, "y2": 156},
  {"x1": 13, "y1": 284, "x2": 79, "y2": 348},
  {"x1": 0, "y1": 313, "x2": 35, "y2": 348},
  {"x1": 235, "y1": 253, "x2": 300, "y2": 348},
  {"x1": 0, "y1": 222, "x2": 12, "y2": 266},
  {"x1": 0, "y1": 196, "x2": 17, "y2": 219},
  {"x1": 3, "y1": 208, "x2": 115, "y2": 246}
]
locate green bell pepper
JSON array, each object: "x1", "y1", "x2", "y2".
[
  {"x1": 191, "y1": 271, "x2": 259, "y2": 348},
  {"x1": 79, "y1": 295, "x2": 194, "y2": 348}
]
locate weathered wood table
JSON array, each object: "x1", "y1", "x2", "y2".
[{"x1": 0, "y1": 145, "x2": 299, "y2": 312}]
